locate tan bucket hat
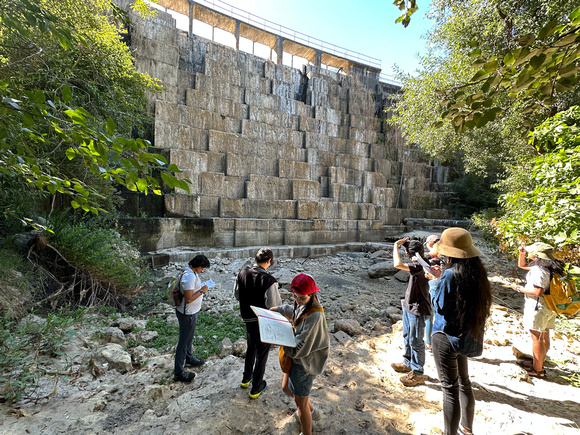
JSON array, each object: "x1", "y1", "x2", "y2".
[
  {"x1": 434, "y1": 228, "x2": 480, "y2": 259},
  {"x1": 524, "y1": 242, "x2": 556, "y2": 260}
]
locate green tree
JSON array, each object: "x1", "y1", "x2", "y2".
[
  {"x1": 495, "y1": 106, "x2": 580, "y2": 253},
  {"x1": 0, "y1": 0, "x2": 189, "y2": 222}
]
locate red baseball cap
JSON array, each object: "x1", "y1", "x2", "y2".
[{"x1": 291, "y1": 274, "x2": 319, "y2": 295}]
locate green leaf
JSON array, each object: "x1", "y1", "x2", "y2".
[
  {"x1": 65, "y1": 148, "x2": 76, "y2": 160},
  {"x1": 62, "y1": 85, "x2": 72, "y2": 103},
  {"x1": 136, "y1": 178, "x2": 148, "y2": 192},
  {"x1": 106, "y1": 117, "x2": 115, "y2": 135}
]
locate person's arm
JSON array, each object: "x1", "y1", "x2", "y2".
[
  {"x1": 264, "y1": 282, "x2": 281, "y2": 308},
  {"x1": 233, "y1": 278, "x2": 239, "y2": 301},
  {"x1": 183, "y1": 273, "x2": 208, "y2": 304},
  {"x1": 283, "y1": 312, "x2": 325, "y2": 359},
  {"x1": 184, "y1": 285, "x2": 208, "y2": 303},
  {"x1": 512, "y1": 284, "x2": 544, "y2": 297},
  {"x1": 517, "y1": 246, "x2": 531, "y2": 271},
  {"x1": 271, "y1": 304, "x2": 294, "y2": 320},
  {"x1": 393, "y1": 237, "x2": 410, "y2": 271}
]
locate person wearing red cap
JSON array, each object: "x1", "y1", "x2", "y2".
[{"x1": 271, "y1": 273, "x2": 330, "y2": 435}]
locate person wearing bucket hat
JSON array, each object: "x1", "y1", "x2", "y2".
[
  {"x1": 512, "y1": 242, "x2": 565, "y2": 378},
  {"x1": 391, "y1": 237, "x2": 432, "y2": 387},
  {"x1": 271, "y1": 274, "x2": 330, "y2": 435},
  {"x1": 426, "y1": 228, "x2": 492, "y2": 435}
]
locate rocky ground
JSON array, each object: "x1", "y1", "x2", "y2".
[{"x1": 1, "y1": 232, "x2": 580, "y2": 435}]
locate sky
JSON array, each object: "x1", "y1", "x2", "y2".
[
  {"x1": 227, "y1": 0, "x2": 434, "y2": 77},
  {"x1": 155, "y1": 0, "x2": 434, "y2": 78}
]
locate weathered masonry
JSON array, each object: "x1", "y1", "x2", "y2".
[{"x1": 115, "y1": 0, "x2": 451, "y2": 252}]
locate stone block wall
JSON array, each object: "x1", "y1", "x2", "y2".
[{"x1": 118, "y1": 5, "x2": 450, "y2": 251}]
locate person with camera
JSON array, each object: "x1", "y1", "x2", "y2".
[{"x1": 391, "y1": 237, "x2": 432, "y2": 387}]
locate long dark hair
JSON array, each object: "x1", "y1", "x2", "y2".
[
  {"x1": 528, "y1": 258, "x2": 565, "y2": 276},
  {"x1": 445, "y1": 256, "x2": 492, "y2": 338},
  {"x1": 293, "y1": 293, "x2": 319, "y2": 325}
]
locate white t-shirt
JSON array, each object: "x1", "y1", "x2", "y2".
[
  {"x1": 524, "y1": 266, "x2": 550, "y2": 297},
  {"x1": 176, "y1": 268, "x2": 203, "y2": 315}
]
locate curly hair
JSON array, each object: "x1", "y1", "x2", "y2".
[{"x1": 446, "y1": 256, "x2": 493, "y2": 339}]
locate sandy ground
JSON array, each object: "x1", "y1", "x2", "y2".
[{"x1": 1, "y1": 234, "x2": 580, "y2": 435}]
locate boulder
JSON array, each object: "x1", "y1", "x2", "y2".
[
  {"x1": 232, "y1": 337, "x2": 247, "y2": 357},
  {"x1": 393, "y1": 270, "x2": 409, "y2": 282},
  {"x1": 116, "y1": 317, "x2": 138, "y2": 333},
  {"x1": 218, "y1": 337, "x2": 233, "y2": 358},
  {"x1": 367, "y1": 261, "x2": 398, "y2": 278},
  {"x1": 370, "y1": 250, "x2": 390, "y2": 259},
  {"x1": 131, "y1": 345, "x2": 159, "y2": 364},
  {"x1": 100, "y1": 327, "x2": 126, "y2": 345},
  {"x1": 100, "y1": 343, "x2": 132, "y2": 374},
  {"x1": 128, "y1": 330, "x2": 159, "y2": 344},
  {"x1": 334, "y1": 319, "x2": 362, "y2": 336}
]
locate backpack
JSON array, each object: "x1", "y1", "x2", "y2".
[
  {"x1": 168, "y1": 271, "x2": 186, "y2": 307},
  {"x1": 543, "y1": 274, "x2": 580, "y2": 316}
]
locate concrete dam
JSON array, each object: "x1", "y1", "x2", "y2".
[{"x1": 115, "y1": 0, "x2": 451, "y2": 253}]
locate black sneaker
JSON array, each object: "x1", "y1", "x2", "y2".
[
  {"x1": 174, "y1": 371, "x2": 196, "y2": 382},
  {"x1": 249, "y1": 380, "x2": 267, "y2": 399},
  {"x1": 186, "y1": 357, "x2": 205, "y2": 367}
]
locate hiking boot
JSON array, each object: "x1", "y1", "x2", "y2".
[
  {"x1": 249, "y1": 380, "x2": 267, "y2": 399},
  {"x1": 185, "y1": 356, "x2": 205, "y2": 367},
  {"x1": 400, "y1": 371, "x2": 425, "y2": 387},
  {"x1": 240, "y1": 377, "x2": 252, "y2": 389},
  {"x1": 174, "y1": 371, "x2": 196, "y2": 382},
  {"x1": 391, "y1": 362, "x2": 412, "y2": 373}
]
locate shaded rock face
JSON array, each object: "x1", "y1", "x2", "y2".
[{"x1": 116, "y1": 5, "x2": 451, "y2": 251}]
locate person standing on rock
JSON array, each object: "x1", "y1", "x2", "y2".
[
  {"x1": 174, "y1": 254, "x2": 211, "y2": 382},
  {"x1": 234, "y1": 247, "x2": 281, "y2": 399},
  {"x1": 512, "y1": 242, "x2": 565, "y2": 378},
  {"x1": 391, "y1": 237, "x2": 432, "y2": 386},
  {"x1": 271, "y1": 273, "x2": 330, "y2": 435},
  {"x1": 426, "y1": 228, "x2": 492, "y2": 435}
]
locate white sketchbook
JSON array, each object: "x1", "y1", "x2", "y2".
[{"x1": 251, "y1": 306, "x2": 296, "y2": 348}]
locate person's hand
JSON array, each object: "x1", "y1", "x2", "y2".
[
  {"x1": 270, "y1": 306, "x2": 278, "y2": 312},
  {"x1": 425, "y1": 271, "x2": 436, "y2": 280},
  {"x1": 518, "y1": 246, "x2": 526, "y2": 255},
  {"x1": 430, "y1": 265, "x2": 442, "y2": 279},
  {"x1": 201, "y1": 285, "x2": 209, "y2": 294},
  {"x1": 395, "y1": 237, "x2": 409, "y2": 247},
  {"x1": 511, "y1": 283, "x2": 521, "y2": 293}
]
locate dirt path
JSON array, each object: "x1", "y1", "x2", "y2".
[{"x1": 1, "y1": 238, "x2": 580, "y2": 435}]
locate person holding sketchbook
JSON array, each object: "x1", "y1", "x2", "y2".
[
  {"x1": 272, "y1": 274, "x2": 330, "y2": 435},
  {"x1": 234, "y1": 247, "x2": 281, "y2": 399}
]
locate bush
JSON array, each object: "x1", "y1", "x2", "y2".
[{"x1": 48, "y1": 212, "x2": 145, "y2": 291}]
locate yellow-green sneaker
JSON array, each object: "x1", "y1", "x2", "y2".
[
  {"x1": 249, "y1": 380, "x2": 267, "y2": 399},
  {"x1": 240, "y1": 378, "x2": 252, "y2": 389}
]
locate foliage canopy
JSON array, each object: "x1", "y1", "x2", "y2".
[{"x1": 0, "y1": 0, "x2": 190, "y2": 222}]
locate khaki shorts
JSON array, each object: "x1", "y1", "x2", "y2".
[{"x1": 523, "y1": 296, "x2": 556, "y2": 332}]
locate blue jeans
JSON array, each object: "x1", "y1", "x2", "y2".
[
  {"x1": 174, "y1": 310, "x2": 199, "y2": 375},
  {"x1": 425, "y1": 313, "x2": 434, "y2": 346},
  {"x1": 402, "y1": 308, "x2": 428, "y2": 375}
]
